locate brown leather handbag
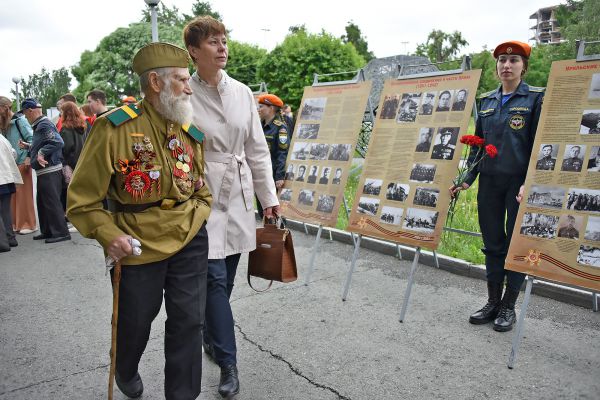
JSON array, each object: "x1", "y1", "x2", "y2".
[{"x1": 247, "y1": 218, "x2": 298, "y2": 291}]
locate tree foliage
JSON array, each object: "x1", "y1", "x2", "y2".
[
  {"x1": 183, "y1": 1, "x2": 222, "y2": 22},
  {"x1": 19, "y1": 67, "x2": 71, "y2": 110},
  {"x1": 415, "y1": 30, "x2": 468, "y2": 63},
  {"x1": 257, "y1": 30, "x2": 365, "y2": 109},
  {"x1": 141, "y1": 2, "x2": 183, "y2": 26},
  {"x1": 560, "y1": 0, "x2": 600, "y2": 42},
  {"x1": 341, "y1": 21, "x2": 375, "y2": 62},
  {"x1": 226, "y1": 41, "x2": 267, "y2": 86}
]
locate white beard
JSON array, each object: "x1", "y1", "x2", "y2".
[{"x1": 156, "y1": 81, "x2": 193, "y2": 125}]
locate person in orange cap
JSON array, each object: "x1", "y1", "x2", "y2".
[
  {"x1": 256, "y1": 93, "x2": 290, "y2": 215},
  {"x1": 122, "y1": 96, "x2": 137, "y2": 105},
  {"x1": 450, "y1": 40, "x2": 545, "y2": 333}
]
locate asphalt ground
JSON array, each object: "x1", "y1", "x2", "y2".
[{"x1": 1, "y1": 227, "x2": 599, "y2": 399}]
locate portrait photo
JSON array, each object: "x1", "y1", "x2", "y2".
[
  {"x1": 363, "y1": 178, "x2": 383, "y2": 195},
  {"x1": 332, "y1": 168, "x2": 343, "y2": 185},
  {"x1": 526, "y1": 185, "x2": 566, "y2": 210},
  {"x1": 435, "y1": 90, "x2": 454, "y2": 112},
  {"x1": 561, "y1": 144, "x2": 586, "y2": 172},
  {"x1": 300, "y1": 97, "x2": 327, "y2": 121},
  {"x1": 556, "y1": 214, "x2": 583, "y2": 240},
  {"x1": 587, "y1": 146, "x2": 600, "y2": 172},
  {"x1": 415, "y1": 127, "x2": 434, "y2": 153},
  {"x1": 431, "y1": 127, "x2": 459, "y2": 160},
  {"x1": 356, "y1": 197, "x2": 380, "y2": 216},
  {"x1": 380, "y1": 94, "x2": 400, "y2": 119},
  {"x1": 319, "y1": 167, "x2": 331, "y2": 185},
  {"x1": 306, "y1": 165, "x2": 319, "y2": 184},
  {"x1": 295, "y1": 164, "x2": 307, "y2": 182},
  {"x1": 380, "y1": 206, "x2": 404, "y2": 225},
  {"x1": 535, "y1": 143, "x2": 558, "y2": 171},
  {"x1": 316, "y1": 195, "x2": 336, "y2": 213},
  {"x1": 451, "y1": 89, "x2": 468, "y2": 111},
  {"x1": 284, "y1": 164, "x2": 296, "y2": 181},
  {"x1": 419, "y1": 92, "x2": 436, "y2": 115},
  {"x1": 402, "y1": 208, "x2": 439, "y2": 234},
  {"x1": 297, "y1": 123, "x2": 321, "y2": 140},
  {"x1": 519, "y1": 212, "x2": 559, "y2": 239}
]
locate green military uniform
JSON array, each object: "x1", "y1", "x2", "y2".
[{"x1": 67, "y1": 100, "x2": 212, "y2": 264}]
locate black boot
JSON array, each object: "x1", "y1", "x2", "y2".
[
  {"x1": 469, "y1": 281, "x2": 502, "y2": 324},
  {"x1": 493, "y1": 288, "x2": 520, "y2": 332},
  {"x1": 218, "y1": 364, "x2": 239, "y2": 399},
  {"x1": 115, "y1": 371, "x2": 143, "y2": 398}
]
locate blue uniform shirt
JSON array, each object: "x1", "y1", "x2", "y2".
[
  {"x1": 262, "y1": 115, "x2": 290, "y2": 181},
  {"x1": 464, "y1": 80, "x2": 544, "y2": 186}
]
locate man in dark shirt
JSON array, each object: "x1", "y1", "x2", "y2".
[
  {"x1": 561, "y1": 146, "x2": 584, "y2": 172},
  {"x1": 536, "y1": 144, "x2": 556, "y2": 170},
  {"x1": 307, "y1": 166, "x2": 318, "y2": 184},
  {"x1": 557, "y1": 215, "x2": 579, "y2": 239}
]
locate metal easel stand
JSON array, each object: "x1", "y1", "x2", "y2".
[
  {"x1": 249, "y1": 81, "x2": 268, "y2": 95},
  {"x1": 507, "y1": 275, "x2": 534, "y2": 369},
  {"x1": 304, "y1": 224, "x2": 323, "y2": 285},
  {"x1": 342, "y1": 234, "x2": 362, "y2": 301},
  {"x1": 399, "y1": 247, "x2": 421, "y2": 322}
]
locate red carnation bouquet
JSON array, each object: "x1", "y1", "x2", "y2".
[{"x1": 447, "y1": 135, "x2": 498, "y2": 227}]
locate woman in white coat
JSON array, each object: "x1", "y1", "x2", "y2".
[
  {"x1": 184, "y1": 16, "x2": 279, "y2": 399},
  {"x1": 0, "y1": 133, "x2": 23, "y2": 251}
]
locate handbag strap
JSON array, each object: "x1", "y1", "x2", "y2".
[{"x1": 247, "y1": 272, "x2": 273, "y2": 292}]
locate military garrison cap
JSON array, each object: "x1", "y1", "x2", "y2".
[
  {"x1": 493, "y1": 41, "x2": 531, "y2": 59},
  {"x1": 132, "y1": 42, "x2": 190, "y2": 75}
]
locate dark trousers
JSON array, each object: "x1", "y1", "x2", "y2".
[
  {"x1": 36, "y1": 170, "x2": 69, "y2": 238},
  {"x1": 113, "y1": 225, "x2": 208, "y2": 400},
  {"x1": 0, "y1": 193, "x2": 15, "y2": 250},
  {"x1": 477, "y1": 174, "x2": 526, "y2": 291},
  {"x1": 204, "y1": 253, "x2": 242, "y2": 367}
]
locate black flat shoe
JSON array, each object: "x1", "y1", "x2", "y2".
[
  {"x1": 33, "y1": 234, "x2": 49, "y2": 240},
  {"x1": 218, "y1": 364, "x2": 239, "y2": 399},
  {"x1": 45, "y1": 235, "x2": 71, "y2": 244},
  {"x1": 8, "y1": 239, "x2": 18, "y2": 247},
  {"x1": 115, "y1": 371, "x2": 143, "y2": 398}
]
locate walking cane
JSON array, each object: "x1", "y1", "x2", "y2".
[{"x1": 108, "y1": 261, "x2": 122, "y2": 400}]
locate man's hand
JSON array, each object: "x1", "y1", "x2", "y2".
[
  {"x1": 275, "y1": 180, "x2": 284, "y2": 189},
  {"x1": 37, "y1": 153, "x2": 48, "y2": 167},
  {"x1": 18, "y1": 139, "x2": 30, "y2": 149},
  {"x1": 263, "y1": 205, "x2": 281, "y2": 219},
  {"x1": 516, "y1": 185, "x2": 525, "y2": 203},
  {"x1": 449, "y1": 182, "x2": 470, "y2": 199},
  {"x1": 194, "y1": 177, "x2": 204, "y2": 190},
  {"x1": 107, "y1": 235, "x2": 134, "y2": 263}
]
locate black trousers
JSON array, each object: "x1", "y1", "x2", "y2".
[
  {"x1": 477, "y1": 174, "x2": 525, "y2": 291},
  {"x1": 113, "y1": 224, "x2": 208, "y2": 400},
  {"x1": 0, "y1": 193, "x2": 15, "y2": 250},
  {"x1": 36, "y1": 170, "x2": 69, "y2": 238}
]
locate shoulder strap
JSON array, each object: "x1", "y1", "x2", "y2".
[
  {"x1": 14, "y1": 116, "x2": 25, "y2": 140},
  {"x1": 182, "y1": 123, "x2": 205, "y2": 143},
  {"x1": 105, "y1": 104, "x2": 142, "y2": 127}
]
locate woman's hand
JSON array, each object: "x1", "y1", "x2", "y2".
[
  {"x1": 263, "y1": 205, "x2": 281, "y2": 218},
  {"x1": 449, "y1": 182, "x2": 470, "y2": 199},
  {"x1": 516, "y1": 185, "x2": 525, "y2": 203}
]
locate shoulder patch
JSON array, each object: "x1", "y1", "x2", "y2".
[
  {"x1": 182, "y1": 123, "x2": 205, "y2": 143},
  {"x1": 478, "y1": 90, "x2": 496, "y2": 99},
  {"x1": 105, "y1": 104, "x2": 142, "y2": 127},
  {"x1": 273, "y1": 119, "x2": 283, "y2": 126},
  {"x1": 528, "y1": 86, "x2": 545, "y2": 93}
]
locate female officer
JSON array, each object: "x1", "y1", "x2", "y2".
[{"x1": 449, "y1": 41, "x2": 544, "y2": 332}]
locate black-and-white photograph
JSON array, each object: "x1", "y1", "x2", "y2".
[
  {"x1": 588, "y1": 146, "x2": 600, "y2": 172},
  {"x1": 451, "y1": 89, "x2": 468, "y2": 111},
  {"x1": 298, "y1": 189, "x2": 315, "y2": 206},
  {"x1": 396, "y1": 93, "x2": 422, "y2": 123},
  {"x1": 402, "y1": 208, "x2": 439, "y2": 234},
  {"x1": 316, "y1": 194, "x2": 336, "y2": 213},
  {"x1": 413, "y1": 187, "x2": 439, "y2": 208},
  {"x1": 279, "y1": 189, "x2": 292, "y2": 202},
  {"x1": 431, "y1": 127, "x2": 459, "y2": 160},
  {"x1": 379, "y1": 206, "x2": 403, "y2": 225},
  {"x1": 415, "y1": 127, "x2": 434, "y2": 153},
  {"x1": 295, "y1": 165, "x2": 307, "y2": 182},
  {"x1": 328, "y1": 144, "x2": 352, "y2": 161},
  {"x1": 300, "y1": 97, "x2": 327, "y2": 121},
  {"x1": 557, "y1": 214, "x2": 583, "y2": 240},
  {"x1": 589, "y1": 73, "x2": 600, "y2": 100},
  {"x1": 409, "y1": 163, "x2": 436, "y2": 183},
  {"x1": 580, "y1": 110, "x2": 600, "y2": 134},
  {"x1": 526, "y1": 185, "x2": 566, "y2": 210},
  {"x1": 435, "y1": 90, "x2": 454, "y2": 112},
  {"x1": 566, "y1": 188, "x2": 600, "y2": 213},
  {"x1": 332, "y1": 168, "x2": 343, "y2": 185},
  {"x1": 386, "y1": 182, "x2": 410, "y2": 202},
  {"x1": 519, "y1": 212, "x2": 559, "y2": 239},
  {"x1": 308, "y1": 143, "x2": 330, "y2": 160},
  {"x1": 584, "y1": 216, "x2": 600, "y2": 241},
  {"x1": 319, "y1": 167, "x2": 331, "y2": 185},
  {"x1": 419, "y1": 92, "x2": 436, "y2": 115},
  {"x1": 306, "y1": 165, "x2": 319, "y2": 184},
  {"x1": 363, "y1": 178, "x2": 383, "y2": 195},
  {"x1": 296, "y1": 123, "x2": 321, "y2": 139},
  {"x1": 577, "y1": 245, "x2": 600, "y2": 267},
  {"x1": 380, "y1": 94, "x2": 400, "y2": 119},
  {"x1": 284, "y1": 164, "x2": 295, "y2": 181},
  {"x1": 356, "y1": 197, "x2": 380, "y2": 216},
  {"x1": 561, "y1": 144, "x2": 586, "y2": 172},
  {"x1": 291, "y1": 142, "x2": 309, "y2": 160},
  {"x1": 535, "y1": 143, "x2": 558, "y2": 171}
]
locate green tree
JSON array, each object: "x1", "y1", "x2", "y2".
[
  {"x1": 19, "y1": 67, "x2": 71, "y2": 110},
  {"x1": 415, "y1": 30, "x2": 468, "y2": 63},
  {"x1": 288, "y1": 24, "x2": 306, "y2": 34},
  {"x1": 341, "y1": 21, "x2": 375, "y2": 62},
  {"x1": 470, "y1": 48, "x2": 498, "y2": 96},
  {"x1": 141, "y1": 2, "x2": 184, "y2": 26},
  {"x1": 226, "y1": 41, "x2": 267, "y2": 86},
  {"x1": 183, "y1": 1, "x2": 222, "y2": 22},
  {"x1": 257, "y1": 30, "x2": 365, "y2": 109},
  {"x1": 72, "y1": 23, "x2": 184, "y2": 105}
]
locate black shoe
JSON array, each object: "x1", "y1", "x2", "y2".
[
  {"x1": 203, "y1": 340, "x2": 216, "y2": 362},
  {"x1": 0, "y1": 246, "x2": 10, "y2": 253},
  {"x1": 8, "y1": 238, "x2": 18, "y2": 247},
  {"x1": 45, "y1": 235, "x2": 71, "y2": 244},
  {"x1": 218, "y1": 364, "x2": 239, "y2": 399},
  {"x1": 115, "y1": 371, "x2": 143, "y2": 398},
  {"x1": 33, "y1": 233, "x2": 49, "y2": 240},
  {"x1": 493, "y1": 288, "x2": 520, "y2": 332},
  {"x1": 469, "y1": 281, "x2": 502, "y2": 325}
]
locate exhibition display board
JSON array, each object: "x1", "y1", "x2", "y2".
[
  {"x1": 280, "y1": 82, "x2": 372, "y2": 227},
  {"x1": 346, "y1": 70, "x2": 481, "y2": 250},
  {"x1": 506, "y1": 59, "x2": 600, "y2": 291}
]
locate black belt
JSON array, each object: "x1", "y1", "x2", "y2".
[{"x1": 107, "y1": 199, "x2": 163, "y2": 213}]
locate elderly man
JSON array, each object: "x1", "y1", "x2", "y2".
[
  {"x1": 67, "y1": 43, "x2": 212, "y2": 400},
  {"x1": 19, "y1": 98, "x2": 70, "y2": 243}
]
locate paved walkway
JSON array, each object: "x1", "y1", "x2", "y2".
[{"x1": 1, "y1": 228, "x2": 598, "y2": 399}]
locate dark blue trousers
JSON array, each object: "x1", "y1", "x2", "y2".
[
  {"x1": 477, "y1": 174, "x2": 526, "y2": 291},
  {"x1": 204, "y1": 253, "x2": 242, "y2": 367}
]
